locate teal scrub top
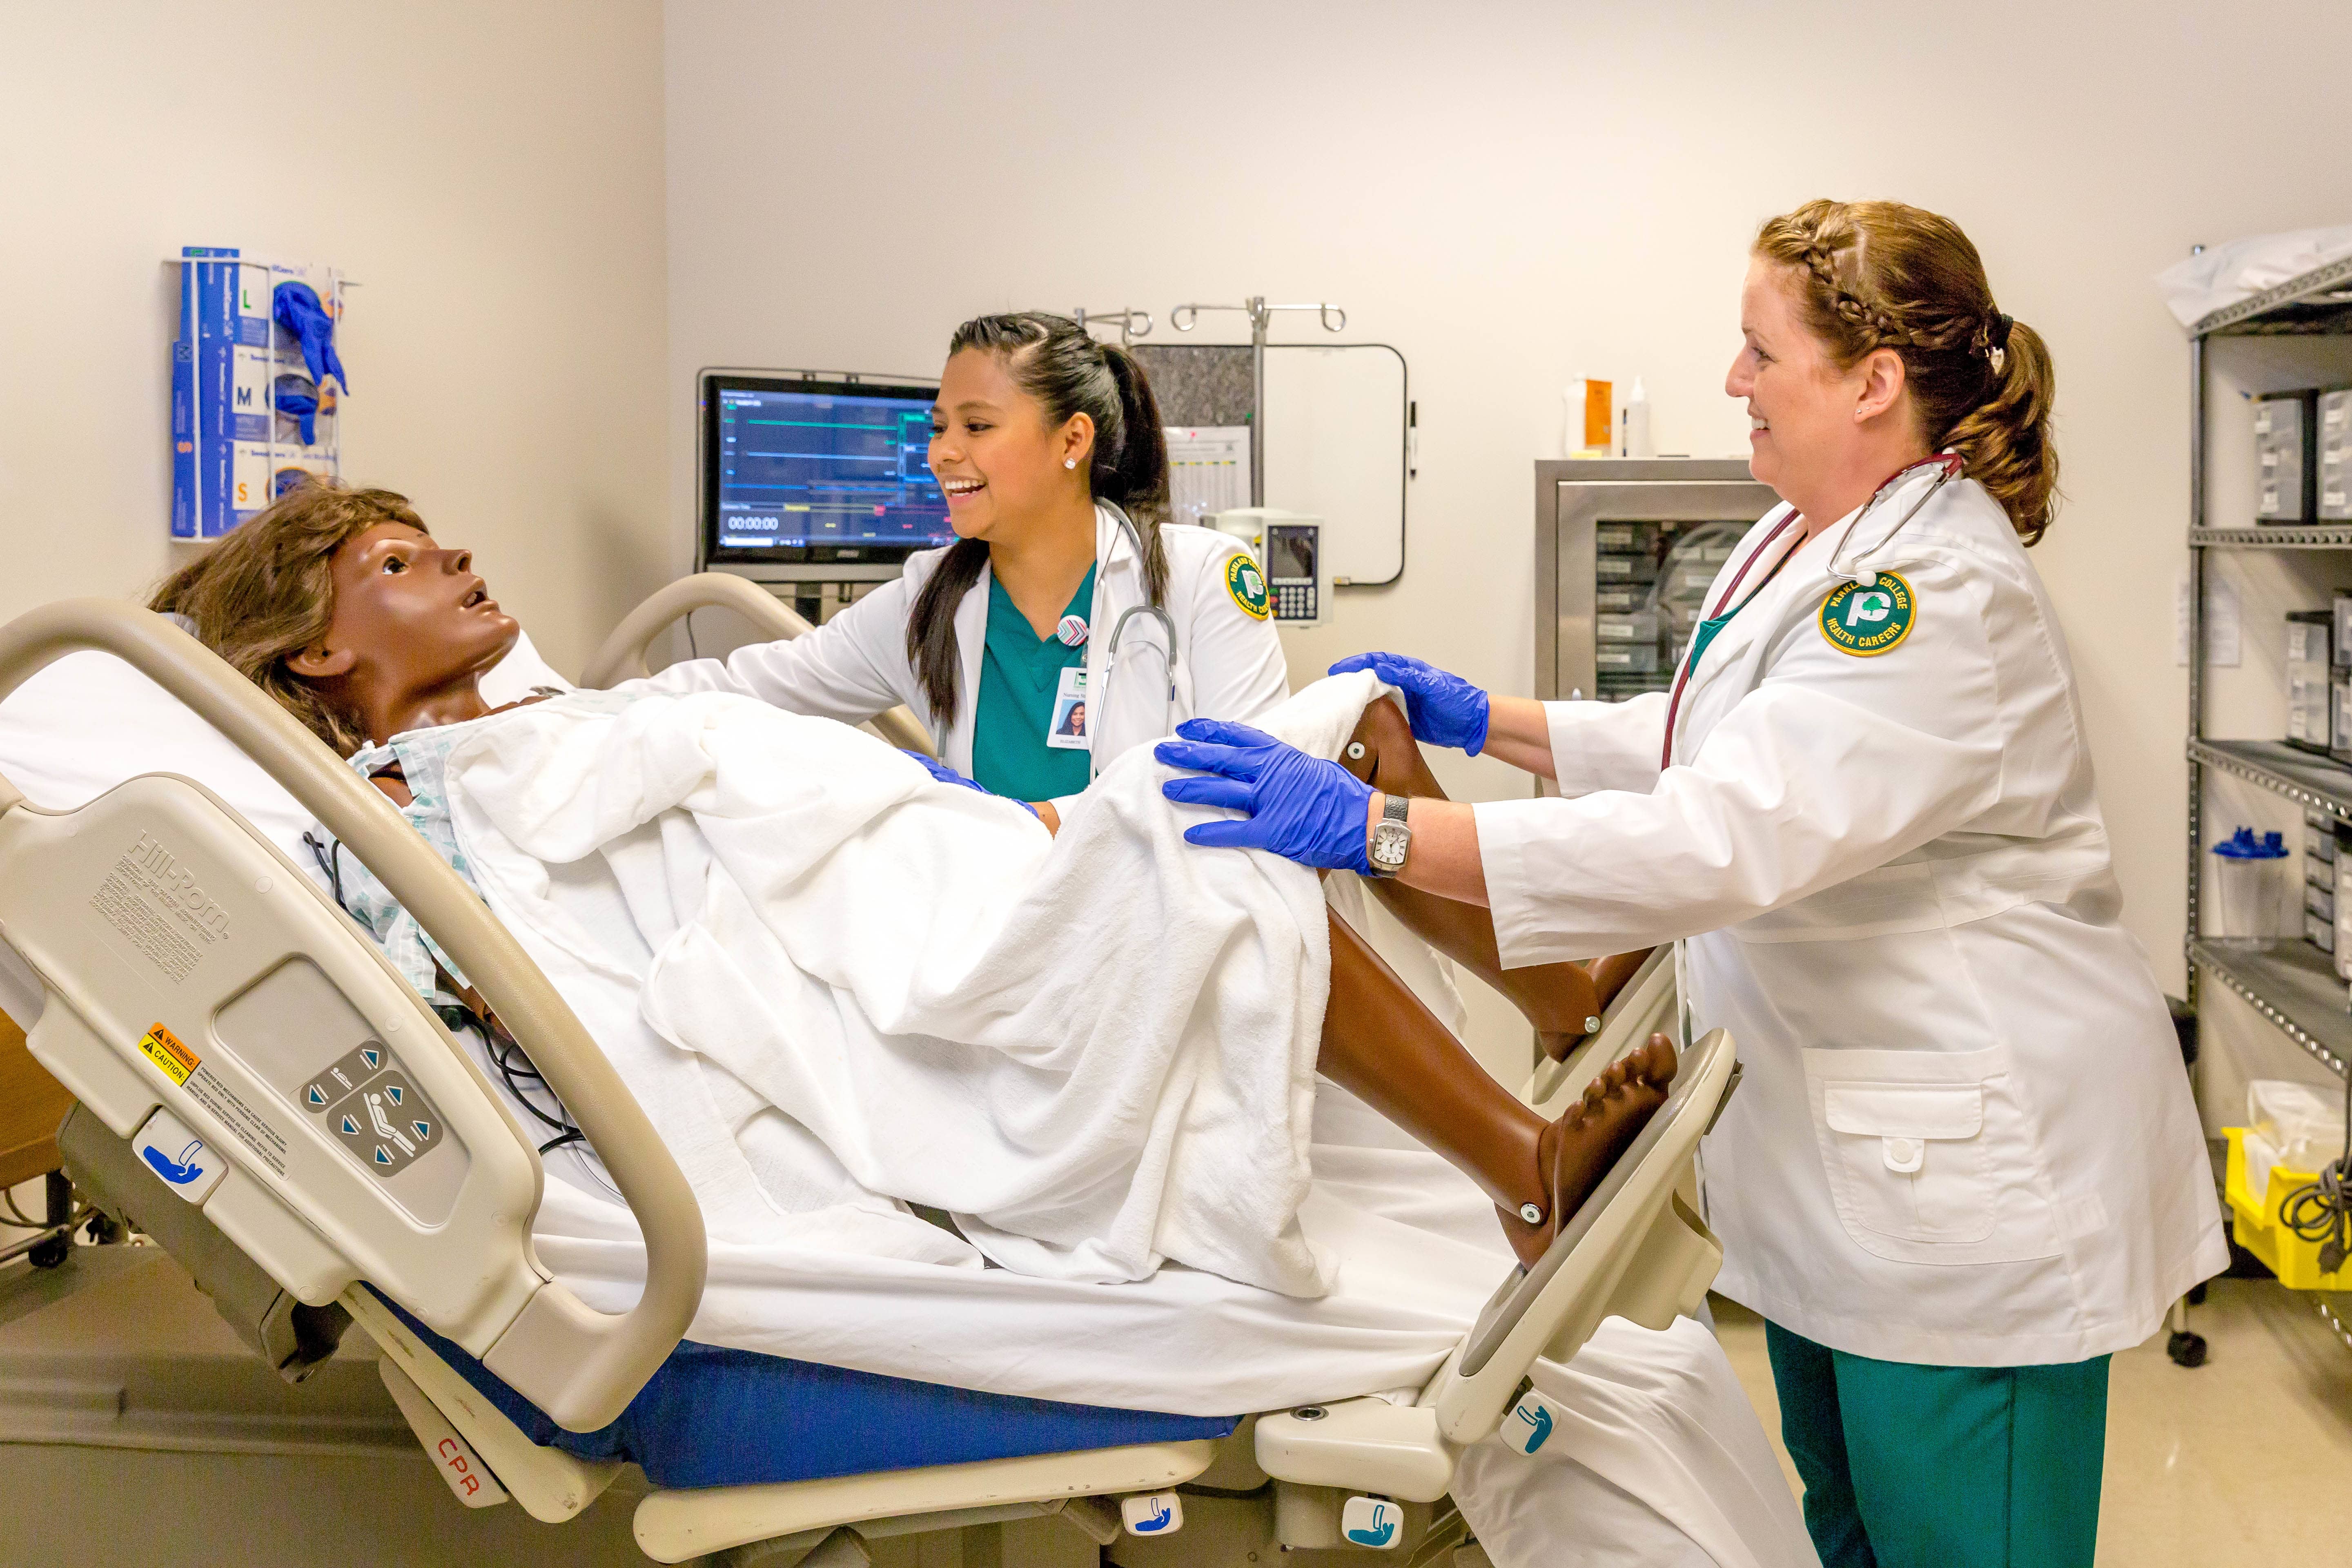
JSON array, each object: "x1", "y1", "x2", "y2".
[
  {"x1": 1683, "y1": 530, "x2": 1798, "y2": 677},
  {"x1": 972, "y1": 564, "x2": 1096, "y2": 801}
]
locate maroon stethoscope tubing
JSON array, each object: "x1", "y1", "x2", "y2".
[
  {"x1": 1655, "y1": 506, "x2": 1797, "y2": 773},
  {"x1": 1655, "y1": 453, "x2": 1965, "y2": 771}
]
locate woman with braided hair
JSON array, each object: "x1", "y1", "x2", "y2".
[{"x1": 1160, "y1": 198, "x2": 2223, "y2": 1567}]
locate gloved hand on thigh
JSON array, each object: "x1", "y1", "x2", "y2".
[{"x1": 1157, "y1": 719, "x2": 1374, "y2": 875}]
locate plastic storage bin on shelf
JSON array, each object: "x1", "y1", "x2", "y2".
[
  {"x1": 2287, "y1": 610, "x2": 2332, "y2": 753},
  {"x1": 2321, "y1": 387, "x2": 2352, "y2": 521},
  {"x1": 2257, "y1": 390, "x2": 2320, "y2": 524},
  {"x1": 2222, "y1": 1127, "x2": 2351, "y2": 1290}
]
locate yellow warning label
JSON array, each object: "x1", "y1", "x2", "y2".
[{"x1": 138, "y1": 1022, "x2": 199, "y2": 1086}]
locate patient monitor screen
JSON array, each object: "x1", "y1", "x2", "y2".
[{"x1": 704, "y1": 374, "x2": 953, "y2": 563}]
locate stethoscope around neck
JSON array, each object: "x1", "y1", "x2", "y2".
[
  {"x1": 1091, "y1": 505, "x2": 1180, "y2": 773},
  {"x1": 1657, "y1": 451, "x2": 1964, "y2": 770}
]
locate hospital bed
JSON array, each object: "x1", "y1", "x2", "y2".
[{"x1": 0, "y1": 583, "x2": 1735, "y2": 1566}]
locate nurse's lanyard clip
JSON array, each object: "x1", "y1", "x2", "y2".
[{"x1": 1658, "y1": 451, "x2": 1964, "y2": 770}]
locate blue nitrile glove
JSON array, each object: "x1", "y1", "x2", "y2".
[
  {"x1": 272, "y1": 281, "x2": 348, "y2": 390},
  {"x1": 904, "y1": 750, "x2": 1040, "y2": 818},
  {"x1": 274, "y1": 374, "x2": 320, "y2": 445},
  {"x1": 1327, "y1": 651, "x2": 1490, "y2": 755},
  {"x1": 1157, "y1": 719, "x2": 1374, "y2": 874}
]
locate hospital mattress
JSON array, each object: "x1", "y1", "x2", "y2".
[
  {"x1": 529, "y1": 1082, "x2": 1522, "y2": 1418},
  {"x1": 372, "y1": 1288, "x2": 1235, "y2": 1490}
]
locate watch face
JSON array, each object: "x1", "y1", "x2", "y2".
[{"x1": 1370, "y1": 820, "x2": 1411, "y2": 869}]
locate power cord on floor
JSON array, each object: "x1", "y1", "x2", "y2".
[{"x1": 2279, "y1": 1070, "x2": 2352, "y2": 1274}]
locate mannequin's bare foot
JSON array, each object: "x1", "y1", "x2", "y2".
[
  {"x1": 1337, "y1": 697, "x2": 1599, "y2": 1059},
  {"x1": 1497, "y1": 1033, "x2": 1678, "y2": 1270}
]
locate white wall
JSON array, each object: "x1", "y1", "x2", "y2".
[
  {"x1": 0, "y1": 1, "x2": 671, "y2": 676},
  {"x1": 666, "y1": 0, "x2": 2352, "y2": 1077}
]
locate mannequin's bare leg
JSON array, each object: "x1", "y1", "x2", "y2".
[
  {"x1": 1586, "y1": 947, "x2": 1657, "y2": 1012},
  {"x1": 1336, "y1": 696, "x2": 1651, "y2": 1060},
  {"x1": 1319, "y1": 909, "x2": 1676, "y2": 1268}
]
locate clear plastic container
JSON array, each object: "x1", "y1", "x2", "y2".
[{"x1": 2210, "y1": 827, "x2": 2290, "y2": 945}]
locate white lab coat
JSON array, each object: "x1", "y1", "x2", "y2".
[
  {"x1": 644, "y1": 506, "x2": 1290, "y2": 808},
  {"x1": 1473, "y1": 469, "x2": 2226, "y2": 1366}
]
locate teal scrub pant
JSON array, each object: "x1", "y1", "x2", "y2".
[{"x1": 1764, "y1": 1321, "x2": 2109, "y2": 1568}]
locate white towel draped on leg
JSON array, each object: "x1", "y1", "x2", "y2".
[{"x1": 437, "y1": 673, "x2": 1388, "y2": 1295}]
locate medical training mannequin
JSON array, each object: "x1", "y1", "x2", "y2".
[
  {"x1": 153, "y1": 481, "x2": 1680, "y2": 1270},
  {"x1": 1159, "y1": 200, "x2": 2225, "y2": 1568}
]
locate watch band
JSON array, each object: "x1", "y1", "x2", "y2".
[{"x1": 1383, "y1": 794, "x2": 1411, "y2": 826}]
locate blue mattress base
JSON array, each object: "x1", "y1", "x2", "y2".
[{"x1": 372, "y1": 1290, "x2": 1238, "y2": 1491}]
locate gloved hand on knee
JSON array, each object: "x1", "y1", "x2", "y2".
[
  {"x1": 1328, "y1": 651, "x2": 1490, "y2": 755},
  {"x1": 1156, "y1": 719, "x2": 1375, "y2": 875}
]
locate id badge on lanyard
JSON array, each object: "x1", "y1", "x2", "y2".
[{"x1": 1047, "y1": 665, "x2": 1091, "y2": 751}]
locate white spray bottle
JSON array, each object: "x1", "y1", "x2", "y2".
[{"x1": 1620, "y1": 377, "x2": 1655, "y2": 458}]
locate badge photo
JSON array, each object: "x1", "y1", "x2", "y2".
[
  {"x1": 1818, "y1": 571, "x2": 1916, "y2": 657},
  {"x1": 1047, "y1": 666, "x2": 1090, "y2": 750}
]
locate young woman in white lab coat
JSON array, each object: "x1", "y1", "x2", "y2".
[
  {"x1": 648, "y1": 312, "x2": 1287, "y2": 829},
  {"x1": 1158, "y1": 199, "x2": 2226, "y2": 1568}
]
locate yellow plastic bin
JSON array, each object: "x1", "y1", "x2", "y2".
[{"x1": 2222, "y1": 1126, "x2": 2352, "y2": 1291}]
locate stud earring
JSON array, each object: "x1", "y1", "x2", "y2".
[{"x1": 1065, "y1": 459, "x2": 1077, "y2": 469}]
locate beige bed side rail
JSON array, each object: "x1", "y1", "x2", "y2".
[
  {"x1": 0, "y1": 599, "x2": 705, "y2": 1432},
  {"x1": 582, "y1": 573, "x2": 934, "y2": 755}
]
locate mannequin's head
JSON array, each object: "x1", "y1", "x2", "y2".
[{"x1": 154, "y1": 481, "x2": 517, "y2": 753}]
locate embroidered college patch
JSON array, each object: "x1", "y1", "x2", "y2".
[
  {"x1": 1818, "y1": 572, "x2": 1915, "y2": 656},
  {"x1": 1225, "y1": 553, "x2": 1271, "y2": 620}
]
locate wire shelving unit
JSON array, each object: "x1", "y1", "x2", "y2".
[
  {"x1": 2183, "y1": 253, "x2": 2352, "y2": 1357},
  {"x1": 2185, "y1": 258, "x2": 2352, "y2": 1076}
]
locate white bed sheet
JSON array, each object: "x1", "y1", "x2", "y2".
[{"x1": 532, "y1": 1079, "x2": 1512, "y2": 1416}]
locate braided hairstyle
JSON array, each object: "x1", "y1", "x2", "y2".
[
  {"x1": 1754, "y1": 200, "x2": 2059, "y2": 544},
  {"x1": 905, "y1": 312, "x2": 1173, "y2": 724}
]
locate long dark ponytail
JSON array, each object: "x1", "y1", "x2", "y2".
[{"x1": 906, "y1": 312, "x2": 1173, "y2": 726}]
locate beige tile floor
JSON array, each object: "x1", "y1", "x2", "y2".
[{"x1": 1711, "y1": 1282, "x2": 2352, "y2": 1566}]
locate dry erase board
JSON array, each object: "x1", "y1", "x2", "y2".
[
  {"x1": 1136, "y1": 342, "x2": 1409, "y2": 587},
  {"x1": 1264, "y1": 344, "x2": 1406, "y2": 586}
]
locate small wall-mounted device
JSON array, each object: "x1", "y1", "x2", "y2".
[{"x1": 1207, "y1": 507, "x2": 1328, "y2": 628}]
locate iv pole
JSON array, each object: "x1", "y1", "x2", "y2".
[
  {"x1": 1072, "y1": 307, "x2": 1153, "y2": 345},
  {"x1": 1168, "y1": 297, "x2": 1346, "y2": 506}
]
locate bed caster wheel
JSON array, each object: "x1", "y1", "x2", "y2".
[
  {"x1": 26, "y1": 1233, "x2": 70, "y2": 1270},
  {"x1": 2166, "y1": 1330, "x2": 2207, "y2": 1368}
]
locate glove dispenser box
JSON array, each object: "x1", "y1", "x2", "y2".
[{"x1": 2256, "y1": 390, "x2": 2320, "y2": 524}]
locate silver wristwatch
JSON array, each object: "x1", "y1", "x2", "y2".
[{"x1": 1368, "y1": 794, "x2": 1412, "y2": 877}]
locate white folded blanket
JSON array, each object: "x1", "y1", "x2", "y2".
[{"x1": 434, "y1": 672, "x2": 1387, "y2": 1296}]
